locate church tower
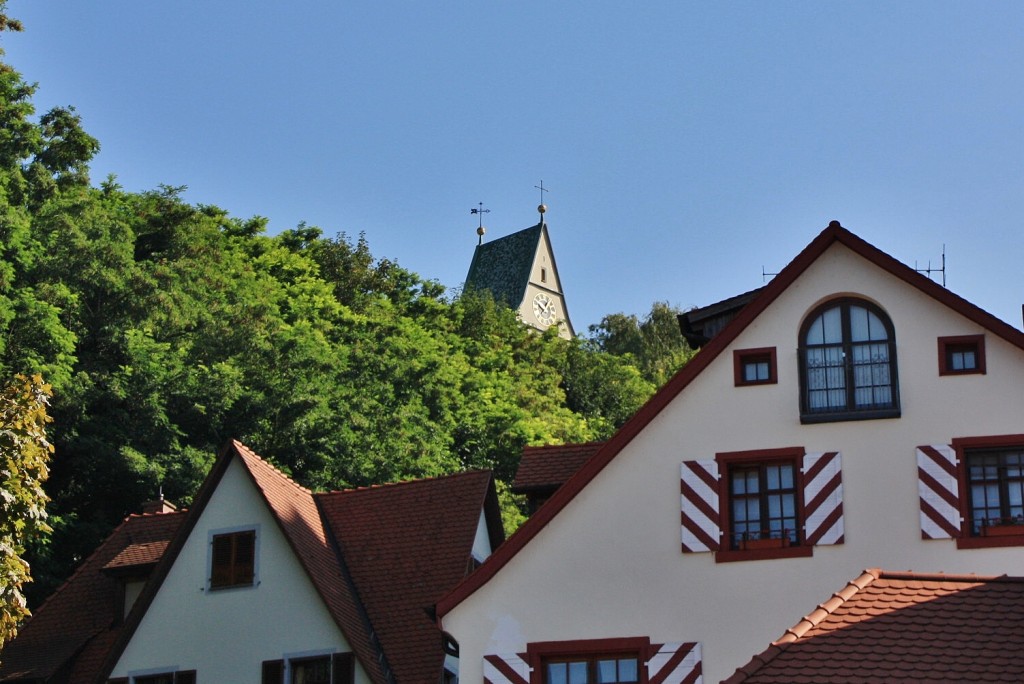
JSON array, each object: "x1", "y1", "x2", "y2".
[{"x1": 463, "y1": 203, "x2": 575, "y2": 340}]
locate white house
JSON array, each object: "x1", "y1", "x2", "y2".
[
  {"x1": 437, "y1": 222, "x2": 1024, "y2": 684},
  {"x1": 0, "y1": 440, "x2": 503, "y2": 684}
]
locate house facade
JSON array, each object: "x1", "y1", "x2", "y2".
[
  {"x1": 438, "y1": 222, "x2": 1024, "y2": 683},
  {"x1": 1, "y1": 441, "x2": 503, "y2": 684}
]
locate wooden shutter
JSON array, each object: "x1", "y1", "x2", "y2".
[
  {"x1": 261, "y1": 659, "x2": 284, "y2": 684},
  {"x1": 175, "y1": 671, "x2": 197, "y2": 684},
  {"x1": 331, "y1": 653, "x2": 355, "y2": 684},
  {"x1": 234, "y1": 530, "x2": 256, "y2": 585},
  {"x1": 482, "y1": 653, "x2": 529, "y2": 684},
  {"x1": 680, "y1": 460, "x2": 721, "y2": 552},
  {"x1": 802, "y1": 452, "x2": 844, "y2": 546},
  {"x1": 210, "y1": 534, "x2": 233, "y2": 587},
  {"x1": 647, "y1": 642, "x2": 702, "y2": 684},
  {"x1": 917, "y1": 444, "x2": 962, "y2": 539}
]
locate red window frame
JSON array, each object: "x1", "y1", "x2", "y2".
[
  {"x1": 714, "y1": 447, "x2": 812, "y2": 563},
  {"x1": 938, "y1": 334, "x2": 986, "y2": 376},
  {"x1": 733, "y1": 347, "x2": 778, "y2": 387},
  {"x1": 954, "y1": 434, "x2": 1024, "y2": 549},
  {"x1": 527, "y1": 638, "x2": 649, "y2": 684}
]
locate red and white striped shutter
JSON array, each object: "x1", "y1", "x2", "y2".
[
  {"x1": 647, "y1": 642, "x2": 702, "y2": 684},
  {"x1": 916, "y1": 445, "x2": 962, "y2": 539},
  {"x1": 802, "y1": 452, "x2": 844, "y2": 546},
  {"x1": 680, "y1": 461, "x2": 721, "y2": 553},
  {"x1": 483, "y1": 653, "x2": 530, "y2": 684}
]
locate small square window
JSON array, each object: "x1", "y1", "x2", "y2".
[
  {"x1": 734, "y1": 347, "x2": 777, "y2": 386},
  {"x1": 209, "y1": 528, "x2": 257, "y2": 590},
  {"x1": 938, "y1": 335, "x2": 985, "y2": 376}
]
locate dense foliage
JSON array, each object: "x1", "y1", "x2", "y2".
[
  {"x1": 0, "y1": 375, "x2": 52, "y2": 647},
  {"x1": 0, "y1": 27, "x2": 693, "y2": 606}
]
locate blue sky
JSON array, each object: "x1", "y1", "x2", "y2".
[{"x1": 5, "y1": 2, "x2": 1023, "y2": 333}]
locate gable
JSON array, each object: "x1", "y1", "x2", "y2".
[
  {"x1": 464, "y1": 224, "x2": 542, "y2": 308},
  {"x1": 110, "y1": 457, "x2": 357, "y2": 681}
]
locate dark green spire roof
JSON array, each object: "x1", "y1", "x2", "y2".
[{"x1": 464, "y1": 223, "x2": 543, "y2": 308}]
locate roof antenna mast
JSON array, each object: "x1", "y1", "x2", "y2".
[
  {"x1": 471, "y1": 202, "x2": 490, "y2": 245},
  {"x1": 534, "y1": 180, "x2": 548, "y2": 225},
  {"x1": 914, "y1": 244, "x2": 946, "y2": 287}
]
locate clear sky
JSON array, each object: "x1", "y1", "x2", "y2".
[{"x1": 5, "y1": 2, "x2": 1023, "y2": 333}]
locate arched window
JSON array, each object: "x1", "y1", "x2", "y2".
[{"x1": 799, "y1": 298, "x2": 900, "y2": 422}]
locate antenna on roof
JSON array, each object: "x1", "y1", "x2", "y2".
[
  {"x1": 762, "y1": 266, "x2": 779, "y2": 282},
  {"x1": 470, "y1": 202, "x2": 490, "y2": 245},
  {"x1": 914, "y1": 244, "x2": 946, "y2": 287},
  {"x1": 534, "y1": 180, "x2": 548, "y2": 225}
]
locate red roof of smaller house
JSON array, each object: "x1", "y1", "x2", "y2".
[
  {"x1": 511, "y1": 443, "x2": 604, "y2": 492},
  {"x1": 725, "y1": 569, "x2": 1024, "y2": 683},
  {"x1": 318, "y1": 471, "x2": 502, "y2": 684},
  {"x1": 0, "y1": 511, "x2": 186, "y2": 683},
  {"x1": 102, "y1": 540, "x2": 170, "y2": 571}
]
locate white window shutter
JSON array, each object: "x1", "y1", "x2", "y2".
[
  {"x1": 916, "y1": 445, "x2": 962, "y2": 539},
  {"x1": 483, "y1": 653, "x2": 529, "y2": 684},
  {"x1": 647, "y1": 642, "x2": 702, "y2": 684},
  {"x1": 680, "y1": 461, "x2": 721, "y2": 553},
  {"x1": 802, "y1": 452, "x2": 844, "y2": 546}
]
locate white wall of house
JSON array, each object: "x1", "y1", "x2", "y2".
[
  {"x1": 111, "y1": 457, "x2": 370, "y2": 683},
  {"x1": 443, "y1": 242, "x2": 1024, "y2": 683},
  {"x1": 522, "y1": 228, "x2": 573, "y2": 338}
]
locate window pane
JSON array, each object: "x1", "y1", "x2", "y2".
[
  {"x1": 618, "y1": 659, "x2": 638, "y2": 682},
  {"x1": 547, "y1": 664, "x2": 568, "y2": 684},
  {"x1": 597, "y1": 660, "x2": 617, "y2": 682},
  {"x1": 568, "y1": 661, "x2": 588, "y2": 684},
  {"x1": 292, "y1": 658, "x2": 330, "y2": 684}
]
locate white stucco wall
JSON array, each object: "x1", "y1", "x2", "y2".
[
  {"x1": 111, "y1": 457, "x2": 369, "y2": 683},
  {"x1": 444, "y1": 242, "x2": 1024, "y2": 683},
  {"x1": 522, "y1": 229, "x2": 573, "y2": 338}
]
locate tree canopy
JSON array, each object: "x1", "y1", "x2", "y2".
[{"x1": 0, "y1": 39, "x2": 694, "y2": 607}]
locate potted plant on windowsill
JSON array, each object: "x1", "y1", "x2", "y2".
[
  {"x1": 981, "y1": 516, "x2": 1024, "y2": 537},
  {"x1": 739, "y1": 531, "x2": 791, "y2": 550}
]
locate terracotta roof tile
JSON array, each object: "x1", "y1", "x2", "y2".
[
  {"x1": 102, "y1": 539, "x2": 170, "y2": 571},
  {"x1": 512, "y1": 442, "x2": 604, "y2": 492},
  {"x1": 318, "y1": 470, "x2": 499, "y2": 684},
  {"x1": 725, "y1": 569, "x2": 1024, "y2": 683},
  {"x1": 0, "y1": 511, "x2": 185, "y2": 683}
]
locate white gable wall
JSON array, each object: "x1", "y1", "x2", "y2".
[
  {"x1": 444, "y1": 242, "x2": 1024, "y2": 683},
  {"x1": 111, "y1": 457, "x2": 369, "y2": 683}
]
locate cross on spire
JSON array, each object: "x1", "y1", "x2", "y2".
[{"x1": 534, "y1": 180, "x2": 548, "y2": 223}]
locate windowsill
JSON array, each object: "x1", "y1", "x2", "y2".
[
  {"x1": 206, "y1": 582, "x2": 257, "y2": 592},
  {"x1": 715, "y1": 545, "x2": 813, "y2": 563},
  {"x1": 800, "y1": 407, "x2": 900, "y2": 424},
  {"x1": 957, "y1": 533, "x2": 1024, "y2": 549}
]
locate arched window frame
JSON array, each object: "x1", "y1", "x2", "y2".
[{"x1": 798, "y1": 297, "x2": 901, "y2": 423}]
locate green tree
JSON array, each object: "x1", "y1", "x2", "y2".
[
  {"x1": 588, "y1": 301, "x2": 695, "y2": 387},
  {"x1": 0, "y1": 374, "x2": 52, "y2": 648}
]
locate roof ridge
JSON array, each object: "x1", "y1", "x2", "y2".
[
  {"x1": 231, "y1": 439, "x2": 313, "y2": 494},
  {"x1": 317, "y1": 469, "x2": 491, "y2": 496}
]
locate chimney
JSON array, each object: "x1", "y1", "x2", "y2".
[{"x1": 141, "y1": 496, "x2": 177, "y2": 515}]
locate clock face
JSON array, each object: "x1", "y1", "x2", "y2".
[{"x1": 533, "y1": 293, "x2": 557, "y2": 327}]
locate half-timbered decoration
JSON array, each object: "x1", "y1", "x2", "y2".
[
  {"x1": 439, "y1": 222, "x2": 1024, "y2": 683},
  {"x1": 0, "y1": 441, "x2": 503, "y2": 684}
]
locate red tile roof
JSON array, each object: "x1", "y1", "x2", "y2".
[
  {"x1": 512, "y1": 442, "x2": 603, "y2": 492},
  {"x1": 9, "y1": 440, "x2": 500, "y2": 684},
  {"x1": 438, "y1": 223, "x2": 1024, "y2": 617},
  {"x1": 0, "y1": 510, "x2": 185, "y2": 683},
  {"x1": 318, "y1": 470, "x2": 501, "y2": 684},
  {"x1": 725, "y1": 569, "x2": 1024, "y2": 683}
]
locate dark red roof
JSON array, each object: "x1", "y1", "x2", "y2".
[
  {"x1": 11, "y1": 440, "x2": 500, "y2": 684},
  {"x1": 725, "y1": 569, "x2": 1024, "y2": 683},
  {"x1": 512, "y1": 443, "x2": 603, "y2": 492},
  {"x1": 438, "y1": 222, "x2": 1024, "y2": 617},
  {"x1": 318, "y1": 470, "x2": 501, "y2": 684},
  {"x1": 0, "y1": 511, "x2": 185, "y2": 683}
]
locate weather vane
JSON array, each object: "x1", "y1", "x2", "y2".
[
  {"x1": 471, "y1": 202, "x2": 490, "y2": 245},
  {"x1": 535, "y1": 180, "x2": 548, "y2": 223}
]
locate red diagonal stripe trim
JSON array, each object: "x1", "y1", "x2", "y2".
[
  {"x1": 680, "y1": 478, "x2": 719, "y2": 524},
  {"x1": 681, "y1": 513, "x2": 719, "y2": 552},
  {"x1": 804, "y1": 470, "x2": 842, "y2": 519},
  {"x1": 682, "y1": 461, "x2": 718, "y2": 490},
  {"x1": 917, "y1": 466, "x2": 960, "y2": 510},
  {"x1": 802, "y1": 451, "x2": 837, "y2": 482},
  {"x1": 648, "y1": 643, "x2": 696, "y2": 684},
  {"x1": 918, "y1": 445, "x2": 957, "y2": 477},
  {"x1": 484, "y1": 655, "x2": 529, "y2": 684},
  {"x1": 919, "y1": 497, "x2": 961, "y2": 539},
  {"x1": 681, "y1": 661, "x2": 703, "y2": 684},
  {"x1": 805, "y1": 502, "x2": 843, "y2": 546}
]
